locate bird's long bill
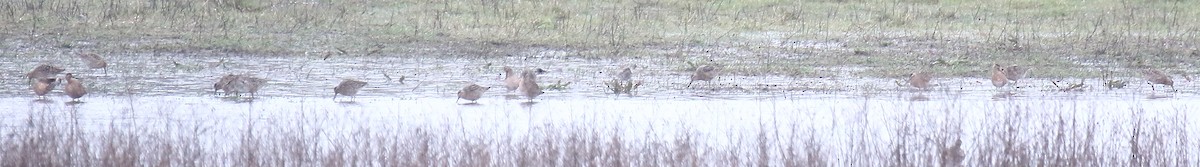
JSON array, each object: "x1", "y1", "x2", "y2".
[{"x1": 686, "y1": 80, "x2": 694, "y2": 88}]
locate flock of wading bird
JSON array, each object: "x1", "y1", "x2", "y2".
[
  {"x1": 907, "y1": 64, "x2": 1177, "y2": 92},
  {"x1": 24, "y1": 52, "x2": 1177, "y2": 103},
  {"x1": 22, "y1": 52, "x2": 722, "y2": 104}
]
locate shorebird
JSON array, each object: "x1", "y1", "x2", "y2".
[
  {"x1": 503, "y1": 66, "x2": 522, "y2": 92},
  {"x1": 26, "y1": 65, "x2": 65, "y2": 81},
  {"x1": 687, "y1": 65, "x2": 718, "y2": 88},
  {"x1": 990, "y1": 64, "x2": 1008, "y2": 89},
  {"x1": 909, "y1": 71, "x2": 933, "y2": 90},
  {"x1": 32, "y1": 78, "x2": 57, "y2": 99},
  {"x1": 457, "y1": 83, "x2": 491, "y2": 103},
  {"x1": 77, "y1": 52, "x2": 108, "y2": 74},
  {"x1": 1005, "y1": 65, "x2": 1029, "y2": 86},
  {"x1": 213, "y1": 74, "x2": 240, "y2": 96},
  {"x1": 226, "y1": 75, "x2": 267, "y2": 98},
  {"x1": 241, "y1": 76, "x2": 267, "y2": 98},
  {"x1": 333, "y1": 79, "x2": 368, "y2": 101},
  {"x1": 517, "y1": 70, "x2": 543, "y2": 102},
  {"x1": 1141, "y1": 69, "x2": 1174, "y2": 91},
  {"x1": 64, "y1": 73, "x2": 87, "y2": 102},
  {"x1": 617, "y1": 67, "x2": 633, "y2": 81}
]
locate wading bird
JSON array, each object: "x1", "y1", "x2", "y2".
[
  {"x1": 77, "y1": 52, "x2": 108, "y2": 74},
  {"x1": 1005, "y1": 65, "x2": 1029, "y2": 86},
  {"x1": 687, "y1": 65, "x2": 718, "y2": 88},
  {"x1": 26, "y1": 65, "x2": 65, "y2": 81},
  {"x1": 32, "y1": 78, "x2": 57, "y2": 99},
  {"x1": 1141, "y1": 69, "x2": 1174, "y2": 91},
  {"x1": 617, "y1": 67, "x2": 632, "y2": 81},
  {"x1": 333, "y1": 79, "x2": 368, "y2": 101},
  {"x1": 213, "y1": 74, "x2": 240, "y2": 96},
  {"x1": 226, "y1": 75, "x2": 267, "y2": 98},
  {"x1": 909, "y1": 71, "x2": 932, "y2": 90},
  {"x1": 517, "y1": 70, "x2": 544, "y2": 102},
  {"x1": 64, "y1": 73, "x2": 87, "y2": 102},
  {"x1": 503, "y1": 66, "x2": 522, "y2": 92},
  {"x1": 990, "y1": 64, "x2": 1008, "y2": 89},
  {"x1": 457, "y1": 83, "x2": 491, "y2": 104}
]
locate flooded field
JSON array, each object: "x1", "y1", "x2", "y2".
[{"x1": 1, "y1": 49, "x2": 1198, "y2": 166}]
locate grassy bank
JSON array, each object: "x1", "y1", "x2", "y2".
[{"x1": 1, "y1": 0, "x2": 1197, "y2": 77}]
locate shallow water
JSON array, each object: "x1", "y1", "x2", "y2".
[{"x1": 2, "y1": 50, "x2": 1199, "y2": 165}]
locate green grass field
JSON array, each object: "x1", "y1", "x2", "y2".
[{"x1": 1, "y1": 0, "x2": 1197, "y2": 78}]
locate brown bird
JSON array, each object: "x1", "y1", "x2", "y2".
[
  {"x1": 457, "y1": 83, "x2": 491, "y2": 103},
  {"x1": 213, "y1": 74, "x2": 240, "y2": 96},
  {"x1": 227, "y1": 75, "x2": 267, "y2": 98},
  {"x1": 242, "y1": 77, "x2": 267, "y2": 98},
  {"x1": 990, "y1": 64, "x2": 1008, "y2": 89},
  {"x1": 63, "y1": 73, "x2": 87, "y2": 102},
  {"x1": 333, "y1": 79, "x2": 368, "y2": 101},
  {"x1": 503, "y1": 66, "x2": 522, "y2": 92},
  {"x1": 77, "y1": 52, "x2": 108, "y2": 74},
  {"x1": 687, "y1": 65, "x2": 718, "y2": 88},
  {"x1": 32, "y1": 78, "x2": 57, "y2": 98},
  {"x1": 1005, "y1": 65, "x2": 1029, "y2": 85},
  {"x1": 617, "y1": 67, "x2": 633, "y2": 81},
  {"x1": 26, "y1": 65, "x2": 65, "y2": 80},
  {"x1": 909, "y1": 71, "x2": 933, "y2": 90},
  {"x1": 1141, "y1": 69, "x2": 1174, "y2": 91},
  {"x1": 517, "y1": 70, "x2": 544, "y2": 102}
]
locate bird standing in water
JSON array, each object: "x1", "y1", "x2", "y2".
[
  {"x1": 457, "y1": 83, "x2": 491, "y2": 104},
  {"x1": 909, "y1": 71, "x2": 932, "y2": 90},
  {"x1": 78, "y1": 52, "x2": 109, "y2": 74},
  {"x1": 687, "y1": 65, "x2": 718, "y2": 88},
  {"x1": 990, "y1": 64, "x2": 1008, "y2": 90},
  {"x1": 333, "y1": 79, "x2": 368, "y2": 102},
  {"x1": 1141, "y1": 69, "x2": 1174, "y2": 91},
  {"x1": 32, "y1": 78, "x2": 57, "y2": 99},
  {"x1": 517, "y1": 70, "x2": 544, "y2": 102},
  {"x1": 64, "y1": 73, "x2": 87, "y2": 102},
  {"x1": 26, "y1": 65, "x2": 65, "y2": 81},
  {"x1": 503, "y1": 66, "x2": 523, "y2": 93}
]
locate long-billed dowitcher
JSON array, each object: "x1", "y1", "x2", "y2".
[
  {"x1": 517, "y1": 70, "x2": 543, "y2": 102},
  {"x1": 503, "y1": 66, "x2": 522, "y2": 92},
  {"x1": 32, "y1": 78, "x2": 57, "y2": 98},
  {"x1": 225, "y1": 75, "x2": 266, "y2": 98},
  {"x1": 77, "y1": 52, "x2": 108, "y2": 74},
  {"x1": 1141, "y1": 69, "x2": 1174, "y2": 91},
  {"x1": 909, "y1": 71, "x2": 933, "y2": 90},
  {"x1": 1005, "y1": 65, "x2": 1029, "y2": 86},
  {"x1": 457, "y1": 83, "x2": 491, "y2": 103},
  {"x1": 240, "y1": 76, "x2": 267, "y2": 98},
  {"x1": 213, "y1": 74, "x2": 240, "y2": 95},
  {"x1": 64, "y1": 73, "x2": 87, "y2": 102},
  {"x1": 990, "y1": 64, "x2": 1008, "y2": 89},
  {"x1": 333, "y1": 79, "x2": 368, "y2": 101},
  {"x1": 687, "y1": 65, "x2": 718, "y2": 88},
  {"x1": 26, "y1": 65, "x2": 65, "y2": 80},
  {"x1": 617, "y1": 67, "x2": 633, "y2": 81}
]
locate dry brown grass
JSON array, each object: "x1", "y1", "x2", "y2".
[{"x1": 0, "y1": 101, "x2": 1192, "y2": 166}]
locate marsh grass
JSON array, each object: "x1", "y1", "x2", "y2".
[
  {"x1": 1, "y1": 101, "x2": 1193, "y2": 166},
  {"x1": 2, "y1": 0, "x2": 1197, "y2": 78}
]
